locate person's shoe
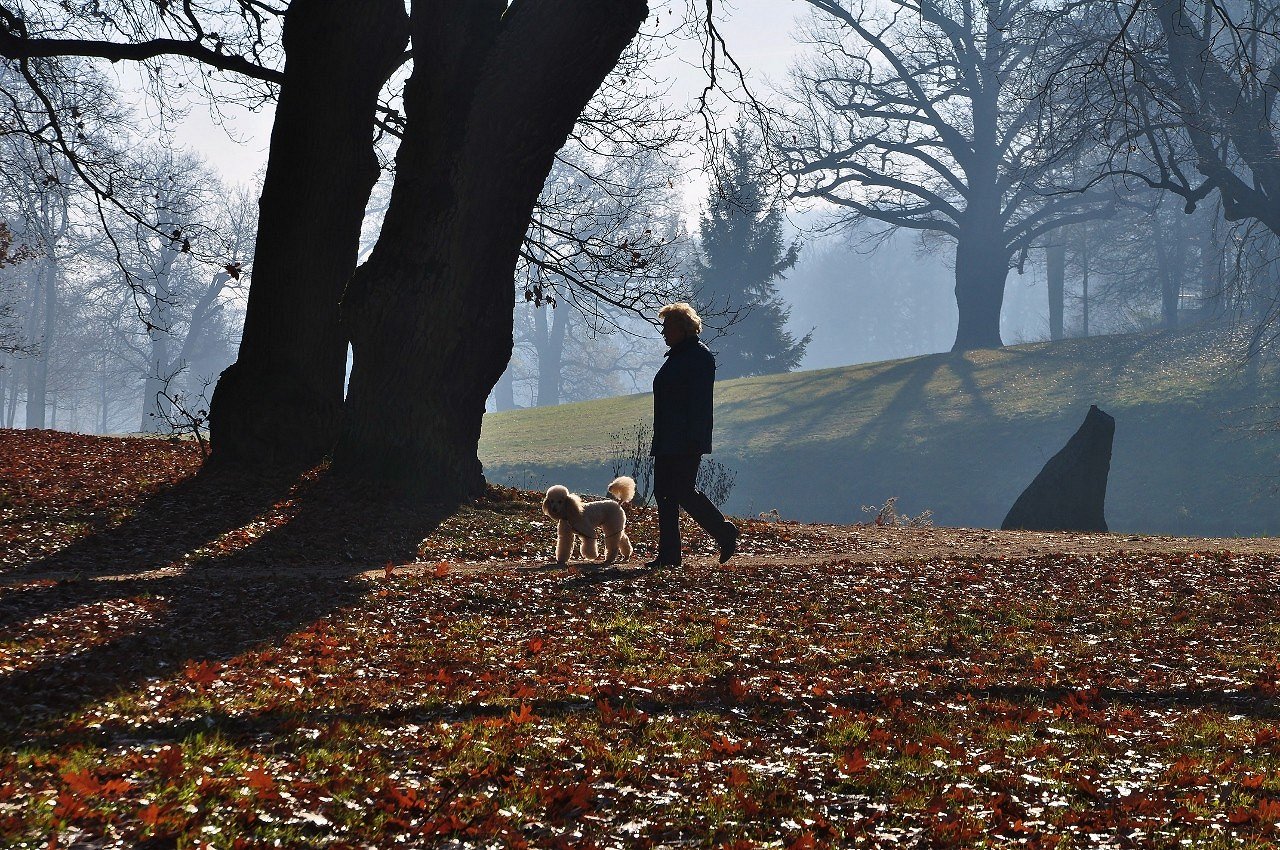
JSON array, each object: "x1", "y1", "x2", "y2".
[
  {"x1": 643, "y1": 556, "x2": 680, "y2": 570},
  {"x1": 718, "y1": 522, "x2": 739, "y2": 564}
]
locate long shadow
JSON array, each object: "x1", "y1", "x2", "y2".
[
  {"x1": 849, "y1": 354, "x2": 947, "y2": 448},
  {"x1": 947, "y1": 352, "x2": 998, "y2": 421},
  {"x1": 715, "y1": 356, "x2": 943, "y2": 448},
  {"x1": 0, "y1": 468, "x2": 456, "y2": 742},
  {"x1": 0, "y1": 468, "x2": 300, "y2": 631},
  {"x1": 37, "y1": 677, "x2": 1280, "y2": 757}
]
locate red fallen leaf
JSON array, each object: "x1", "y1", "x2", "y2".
[
  {"x1": 183, "y1": 659, "x2": 221, "y2": 686},
  {"x1": 839, "y1": 749, "x2": 868, "y2": 774},
  {"x1": 52, "y1": 791, "x2": 90, "y2": 821},
  {"x1": 383, "y1": 561, "x2": 396, "y2": 579},
  {"x1": 421, "y1": 814, "x2": 467, "y2": 836},
  {"x1": 1256, "y1": 799, "x2": 1280, "y2": 822},
  {"x1": 61, "y1": 769, "x2": 103, "y2": 797},
  {"x1": 434, "y1": 561, "x2": 450, "y2": 577},
  {"x1": 527, "y1": 636, "x2": 544, "y2": 655},
  {"x1": 543, "y1": 780, "x2": 593, "y2": 820},
  {"x1": 725, "y1": 765, "x2": 751, "y2": 788},
  {"x1": 243, "y1": 767, "x2": 276, "y2": 794},
  {"x1": 787, "y1": 833, "x2": 817, "y2": 850},
  {"x1": 139, "y1": 803, "x2": 175, "y2": 826},
  {"x1": 1228, "y1": 807, "x2": 1253, "y2": 824},
  {"x1": 508, "y1": 702, "x2": 536, "y2": 725},
  {"x1": 710, "y1": 735, "x2": 743, "y2": 755},
  {"x1": 153, "y1": 746, "x2": 184, "y2": 779},
  {"x1": 728, "y1": 678, "x2": 748, "y2": 701}
]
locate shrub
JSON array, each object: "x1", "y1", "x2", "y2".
[
  {"x1": 608, "y1": 422, "x2": 654, "y2": 506},
  {"x1": 696, "y1": 457, "x2": 737, "y2": 508},
  {"x1": 860, "y1": 496, "x2": 933, "y2": 528}
]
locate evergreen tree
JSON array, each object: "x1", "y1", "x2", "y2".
[{"x1": 693, "y1": 124, "x2": 809, "y2": 379}]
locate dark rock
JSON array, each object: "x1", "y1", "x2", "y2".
[{"x1": 1002, "y1": 405, "x2": 1115, "y2": 532}]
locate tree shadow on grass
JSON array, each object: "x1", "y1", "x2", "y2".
[
  {"x1": 0, "y1": 467, "x2": 456, "y2": 743},
  {"x1": 38, "y1": 677, "x2": 1280, "y2": 758}
]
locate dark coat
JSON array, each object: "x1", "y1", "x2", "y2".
[{"x1": 651, "y1": 336, "x2": 715, "y2": 456}]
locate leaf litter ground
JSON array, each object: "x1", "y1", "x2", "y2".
[{"x1": 1, "y1": 429, "x2": 1279, "y2": 848}]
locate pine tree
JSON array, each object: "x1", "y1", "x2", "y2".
[{"x1": 693, "y1": 124, "x2": 810, "y2": 379}]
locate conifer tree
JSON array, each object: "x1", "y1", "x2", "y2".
[{"x1": 693, "y1": 124, "x2": 809, "y2": 379}]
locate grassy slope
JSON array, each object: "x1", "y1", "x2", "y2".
[{"x1": 480, "y1": 326, "x2": 1280, "y2": 536}]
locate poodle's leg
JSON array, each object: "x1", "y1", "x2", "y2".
[
  {"x1": 619, "y1": 532, "x2": 632, "y2": 562},
  {"x1": 601, "y1": 533, "x2": 619, "y2": 565},
  {"x1": 580, "y1": 532, "x2": 600, "y2": 561},
  {"x1": 556, "y1": 521, "x2": 574, "y2": 564}
]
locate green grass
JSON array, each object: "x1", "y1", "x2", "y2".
[{"x1": 479, "y1": 325, "x2": 1280, "y2": 536}]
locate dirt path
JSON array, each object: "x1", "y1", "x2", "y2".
[{"x1": 358, "y1": 523, "x2": 1280, "y2": 581}]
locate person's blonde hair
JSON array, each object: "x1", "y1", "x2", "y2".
[{"x1": 658, "y1": 302, "x2": 702, "y2": 336}]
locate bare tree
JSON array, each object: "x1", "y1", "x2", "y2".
[
  {"x1": 780, "y1": 0, "x2": 1114, "y2": 351},
  {"x1": 90, "y1": 147, "x2": 251, "y2": 432},
  {"x1": 1080, "y1": 0, "x2": 1280, "y2": 236}
]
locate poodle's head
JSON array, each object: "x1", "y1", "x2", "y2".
[{"x1": 542, "y1": 484, "x2": 580, "y2": 520}]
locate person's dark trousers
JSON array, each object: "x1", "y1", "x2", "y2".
[{"x1": 654, "y1": 453, "x2": 727, "y2": 564}]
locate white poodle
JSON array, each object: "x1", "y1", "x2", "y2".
[{"x1": 542, "y1": 476, "x2": 636, "y2": 565}]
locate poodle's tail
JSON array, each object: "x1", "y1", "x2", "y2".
[{"x1": 608, "y1": 476, "x2": 636, "y2": 505}]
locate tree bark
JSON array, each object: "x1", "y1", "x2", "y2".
[
  {"x1": 207, "y1": 0, "x2": 407, "y2": 468},
  {"x1": 1046, "y1": 241, "x2": 1065, "y2": 341},
  {"x1": 1202, "y1": 204, "x2": 1223, "y2": 316},
  {"x1": 952, "y1": 223, "x2": 1009, "y2": 351},
  {"x1": 25, "y1": 258, "x2": 56, "y2": 428},
  {"x1": 534, "y1": 302, "x2": 567, "y2": 406},
  {"x1": 494, "y1": 363, "x2": 517, "y2": 411},
  {"x1": 335, "y1": 0, "x2": 647, "y2": 501},
  {"x1": 1156, "y1": 209, "x2": 1183, "y2": 329}
]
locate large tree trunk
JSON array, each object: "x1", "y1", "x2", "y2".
[
  {"x1": 207, "y1": 0, "x2": 407, "y2": 468},
  {"x1": 952, "y1": 224, "x2": 1009, "y2": 351},
  {"x1": 335, "y1": 0, "x2": 647, "y2": 501}
]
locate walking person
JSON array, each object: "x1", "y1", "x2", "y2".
[{"x1": 645, "y1": 303, "x2": 739, "y2": 569}]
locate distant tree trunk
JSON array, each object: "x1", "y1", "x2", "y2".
[
  {"x1": 1157, "y1": 209, "x2": 1184, "y2": 329},
  {"x1": 140, "y1": 242, "x2": 179, "y2": 433},
  {"x1": 1079, "y1": 228, "x2": 1091, "y2": 337},
  {"x1": 1202, "y1": 203, "x2": 1224, "y2": 317},
  {"x1": 533, "y1": 303, "x2": 567, "y2": 406},
  {"x1": 336, "y1": 0, "x2": 647, "y2": 501},
  {"x1": 4, "y1": 361, "x2": 18, "y2": 426},
  {"x1": 494, "y1": 363, "x2": 517, "y2": 411},
  {"x1": 1046, "y1": 241, "x2": 1066, "y2": 341},
  {"x1": 207, "y1": 0, "x2": 407, "y2": 468},
  {"x1": 25, "y1": 259, "x2": 55, "y2": 429},
  {"x1": 99, "y1": 352, "x2": 109, "y2": 434}
]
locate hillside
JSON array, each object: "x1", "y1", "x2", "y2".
[{"x1": 480, "y1": 326, "x2": 1280, "y2": 536}]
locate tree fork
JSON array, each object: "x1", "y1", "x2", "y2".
[{"x1": 335, "y1": 0, "x2": 648, "y2": 501}]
